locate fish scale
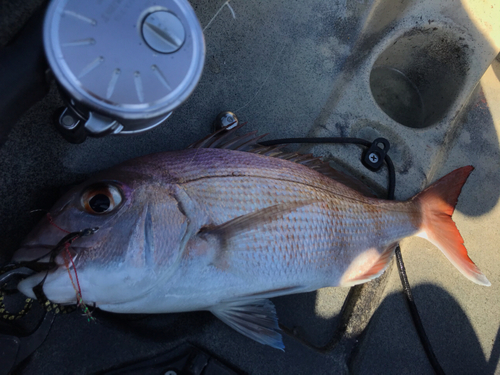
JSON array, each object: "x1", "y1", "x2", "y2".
[
  {"x1": 184, "y1": 176, "x2": 362, "y2": 224},
  {"x1": 193, "y1": 188, "x2": 416, "y2": 285}
]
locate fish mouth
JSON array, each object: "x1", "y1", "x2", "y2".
[
  {"x1": 12, "y1": 244, "x2": 56, "y2": 263},
  {"x1": 12, "y1": 244, "x2": 87, "y2": 264},
  {"x1": 12, "y1": 244, "x2": 88, "y2": 300},
  {"x1": 12, "y1": 243, "x2": 87, "y2": 304}
]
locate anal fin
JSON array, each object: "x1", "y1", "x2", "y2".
[
  {"x1": 340, "y1": 243, "x2": 397, "y2": 287},
  {"x1": 210, "y1": 298, "x2": 284, "y2": 350}
]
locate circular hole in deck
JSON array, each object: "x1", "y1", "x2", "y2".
[{"x1": 370, "y1": 28, "x2": 469, "y2": 128}]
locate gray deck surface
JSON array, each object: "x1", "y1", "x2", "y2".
[{"x1": 1, "y1": 0, "x2": 499, "y2": 374}]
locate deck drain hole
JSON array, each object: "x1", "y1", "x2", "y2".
[{"x1": 370, "y1": 28, "x2": 468, "y2": 129}]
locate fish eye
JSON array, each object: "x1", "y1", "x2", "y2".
[{"x1": 82, "y1": 184, "x2": 123, "y2": 215}]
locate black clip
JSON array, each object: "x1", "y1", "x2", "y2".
[{"x1": 362, "y1": 138, "x2": 390, "y2": 171}]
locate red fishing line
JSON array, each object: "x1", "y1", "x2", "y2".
[
  {"x1": 62, "y1": 244, "x2": 95, "y2": 321},
  {"x1": 63, "y1": 245, "x2": 80, "y2": 301},
  {"x1": 40, "y1": 212, "x2": 95, "y2": 320},
  {"x1": 46, "y1": 213, "x2": 70, "y2": 234},
  {"x1": 64, "y1": 244, "x2": 83, "y2": 300}
]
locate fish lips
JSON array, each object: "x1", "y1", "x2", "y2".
[
  {"x1": 12, "y1": 244, "x2": 57, "y2": 263},
  {"x1": 13, "y1": 244, "x2": 84, "y2": 300},
  {"x1": 13, "y1": 244, "x2": 85, "y2": 266}
]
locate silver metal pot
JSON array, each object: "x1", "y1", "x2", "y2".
[{"x1": 44, "y1": 0, "x2": 205, "y2": 142}]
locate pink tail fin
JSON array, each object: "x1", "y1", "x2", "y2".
[{"x1": 415, "y1": 166, "x2": 490, "y2": 286}]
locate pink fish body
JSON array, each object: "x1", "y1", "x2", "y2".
[{"x1": 14, "y1": 129, "x2": 490, "y2": 349}]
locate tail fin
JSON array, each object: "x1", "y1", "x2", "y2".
[{"x1": 415, "y1": 166, "x2": 490, "y2": 286}]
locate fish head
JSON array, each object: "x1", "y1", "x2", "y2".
[{"x1": 14, "y1": 166, "x2": 189, "y2": 306}]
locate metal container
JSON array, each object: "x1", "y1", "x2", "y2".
[{"x1": 44, "y1": 0, "x2": 205, "y2": 142}]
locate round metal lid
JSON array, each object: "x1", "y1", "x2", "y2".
[{"x1": 44, "y1": 0, "x2": 205, "y2": 121}]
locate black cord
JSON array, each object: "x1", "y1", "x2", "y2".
[
  {"x1": 385, "y1": 153, "x2": 444, "y2": 375},
  {"x1": 395, "y1": 247, "x2": 445, "y2": 374},
  {"x1": 260, "y1": 136, "x2": 372, "y2": 148},
  {"x1": 384, "y1": 154, "x2": 396, "y2": 200},
  {"x1": 260, "y1": 136, "x2": 445, "y2": 375}
]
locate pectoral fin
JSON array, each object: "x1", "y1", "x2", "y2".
[
  {"x1": 200, "y1": 200, "x2": 319, "y2": 269},
  {"x1": 201, "y1": 200, "x2": 319, "y2": 241},
  {"x1": 210, "y1": 298, "x2": 284, "y2": 350}
]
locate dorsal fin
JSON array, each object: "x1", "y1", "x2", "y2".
[
  {"x1": 188, "y1": 123, "x2": 264, "y2": 150},
  {"x1": 188, "y1": 123, "x2": 376, "y2": 197}
]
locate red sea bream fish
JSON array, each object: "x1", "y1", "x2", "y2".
[{"x1": 13, "y1": 126, "x2": 490, "y2": 349}]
